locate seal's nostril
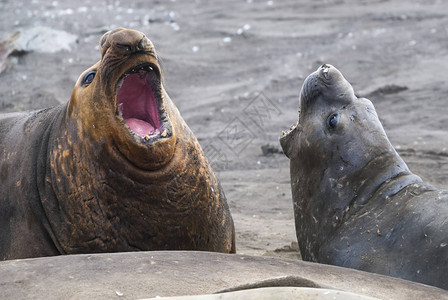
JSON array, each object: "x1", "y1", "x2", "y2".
[
  {"x1": 320, "y1": 64, "x2": 331, "y2": 79},
  {"x1": 322, "y1": 66, "x2": 330, "y2": 79},
  {"x1": 100, "y1": 35, "x2": 107, "y2": 48},
  {"x1": 137, "y1": 37, "x2": 146, "y2": 51}
]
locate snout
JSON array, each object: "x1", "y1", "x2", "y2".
[
  {"x1": 300, "y1": 64, "x2": 356, "y2": 108},
  {"x1": 99, "y1": 28, "x2": 155, "y2": 58},
  {"x1": 317, "y1": 64, "x2": 345, "y2": 83}
]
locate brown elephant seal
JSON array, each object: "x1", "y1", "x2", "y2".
[
  {"x1": 0, "y1": 28, "x2": 235, "y2": 260},
  {"x1": 280, "y1": 64, "x2": 448, "y2": 289},
  {"x1": 0, "y1": 251, "x2": 446, "y2": 299}
]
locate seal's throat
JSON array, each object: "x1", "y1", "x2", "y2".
[{"x1": 117, "y1": 65, "x2": 162, "y2": 138}]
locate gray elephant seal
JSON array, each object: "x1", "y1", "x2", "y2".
[
  {"x1": 280, "y1": 64, "x2": 448, "y2": 289},
  {"x1": 0, "y1": 28, "x2": 235, "y2": 260}
]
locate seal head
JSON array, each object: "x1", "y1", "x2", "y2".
[
  {"x1": 69, "y1": 28, "x2": 175, "y2": 170},
  {"x1": 280, "y1": 64, "x2": 421, "y2": 260}
]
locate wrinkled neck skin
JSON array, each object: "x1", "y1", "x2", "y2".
[
  {"x1": 41, "y1": 84, "x2": 224, "y2": 254},
  {"x1": 282, "y1": 66, "x2": 422, "y2": 261}
]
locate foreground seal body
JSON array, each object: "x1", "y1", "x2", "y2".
[
  {"x1": 0, "y1": 28, "x2": 235, "y2": 260},
  {"x1": 1, "y1": 251, "x2": 446, "y2": 299},
  {"x1": 280, "y1": 64, "x2": 448, "y2": 289}
]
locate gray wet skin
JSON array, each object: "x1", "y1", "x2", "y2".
[{"x1": 280, "y1": 64, "x2": 448, "y2": 289}]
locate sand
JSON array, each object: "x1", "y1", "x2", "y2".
[{"x1": 1, "y1": 0, "x2": 447, "y2": 258}]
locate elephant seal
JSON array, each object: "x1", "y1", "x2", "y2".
[
  {"x1": 0, "y1": 251, "x2": 446, "y2": 299},
  {"x1": 280, "y1": 64, "x2": 448, "y2": 289},
  {"x1": 0, "y1": 28, "x2": 235, "y2": 260},
  {"x1": 144, "y1": 287, "x2": 379, "y2": 300}
]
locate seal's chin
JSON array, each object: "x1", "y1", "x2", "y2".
[{"x1": 117, "y1": 64, "x2": 163, "y2": 140}]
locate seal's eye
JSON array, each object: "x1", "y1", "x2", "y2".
[
  {"x1": 82, "y1": 70, "x2": 96, "y2": 86},
  {"x1": 328, "y1": 113, "x2": 339, "y2": 129}
]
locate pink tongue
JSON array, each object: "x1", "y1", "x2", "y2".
[{"x1": 125, "y1": 118, "x2": 158, "y2": 137}]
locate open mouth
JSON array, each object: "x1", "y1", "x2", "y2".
[{"x1": 116, "y1": 64, "x2": 163, "y2": 140}]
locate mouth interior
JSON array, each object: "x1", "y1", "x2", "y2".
[{"x1": 117, "y1": 67, "x2": 161, "y2": 138}]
